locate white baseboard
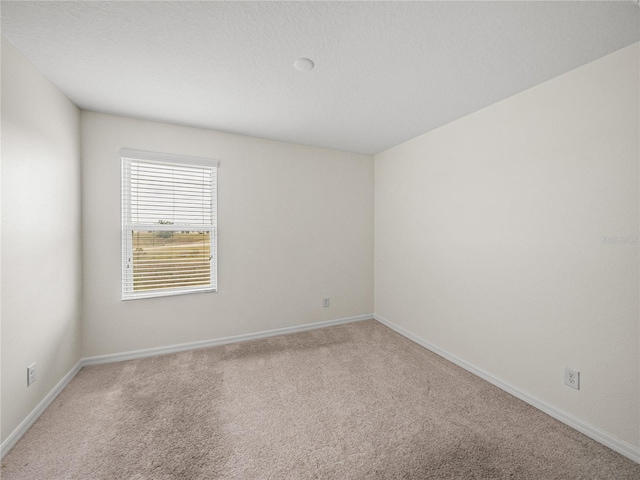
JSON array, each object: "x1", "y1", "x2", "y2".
[
  {"x1": 83, "y1": 314, "x2": 373, "y2": 366},
  {"x1": 1, "y1": 360, "x2": 83, "y2": 459},
  {"x1": 373, "y1": 314, "x2": 640, "y2": 465},
  {"x1": 8, "y1": 313, "x2": 636, "y2": 466},
  {"x1": 2, "y1": 314, "x2": 372, "y2": 459}
]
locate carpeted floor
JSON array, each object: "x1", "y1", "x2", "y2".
[{"x1": 2, "y1": 320, "x2": 639, "y2": 479}]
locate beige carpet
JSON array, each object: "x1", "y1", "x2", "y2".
[{"x1": 2, "y1": 320, "x2": 639, "y2": 479}]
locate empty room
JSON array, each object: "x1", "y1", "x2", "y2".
[{"x1": 1, "y1": 1, "x2": 639, "y2": 478}]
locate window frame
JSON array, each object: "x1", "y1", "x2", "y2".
[{"x1": 120, "y1": 149, "x2": 219, "y2": 300}]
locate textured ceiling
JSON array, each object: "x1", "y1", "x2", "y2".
[{"x1": 2, "y1": 1, "x2": 638, "y2": 155}]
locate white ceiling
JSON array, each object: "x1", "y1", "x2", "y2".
[{"x1": 2, "y1": 1, "x2": 638, "y2": 155}]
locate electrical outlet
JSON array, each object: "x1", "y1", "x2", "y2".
[
  {"x1": 564, "y1": 367, "x2": 579, "y2": 390},
  {"x1": 27, "y1": 363, "x2": 36, "y2": 386},
  {"x1": 322, "y1": 297, "x2": 330, "y2": 308}
]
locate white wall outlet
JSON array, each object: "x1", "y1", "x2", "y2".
[
  {"x1": 27, "y1": 363, "x2": 36, "y2": 386},
  {"x1": 564, "y1": 367, "x2": 579, "y2": 390},
  {"x1": 322, "y1": 297, "x2": 330, "y2": 308}
]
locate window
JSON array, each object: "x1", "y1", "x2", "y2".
[{"x1": 121, "y1": 149, "x2": 218, "y2": 299}]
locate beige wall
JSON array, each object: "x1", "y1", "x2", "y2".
[
  {"x1": 1, "y1": 38, "x2": 82, "y2": 443},
  {"x1": 375, "y1": 43, "x2": 639, "y2": 448},
  {"x1": 81, "y1": 112, "x2": 374, "y2": 356}
]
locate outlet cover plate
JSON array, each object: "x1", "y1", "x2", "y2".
[
  {"x1": 27, "y1": 363, "x2": 36, "y2": 386},
  {"x1": 564, "y1": 367, "x2": 579, "y2": 390}
]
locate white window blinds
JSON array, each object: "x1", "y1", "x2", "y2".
[{"x1": 121, "y1": 149, "x2": 218, "y2": 300}]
